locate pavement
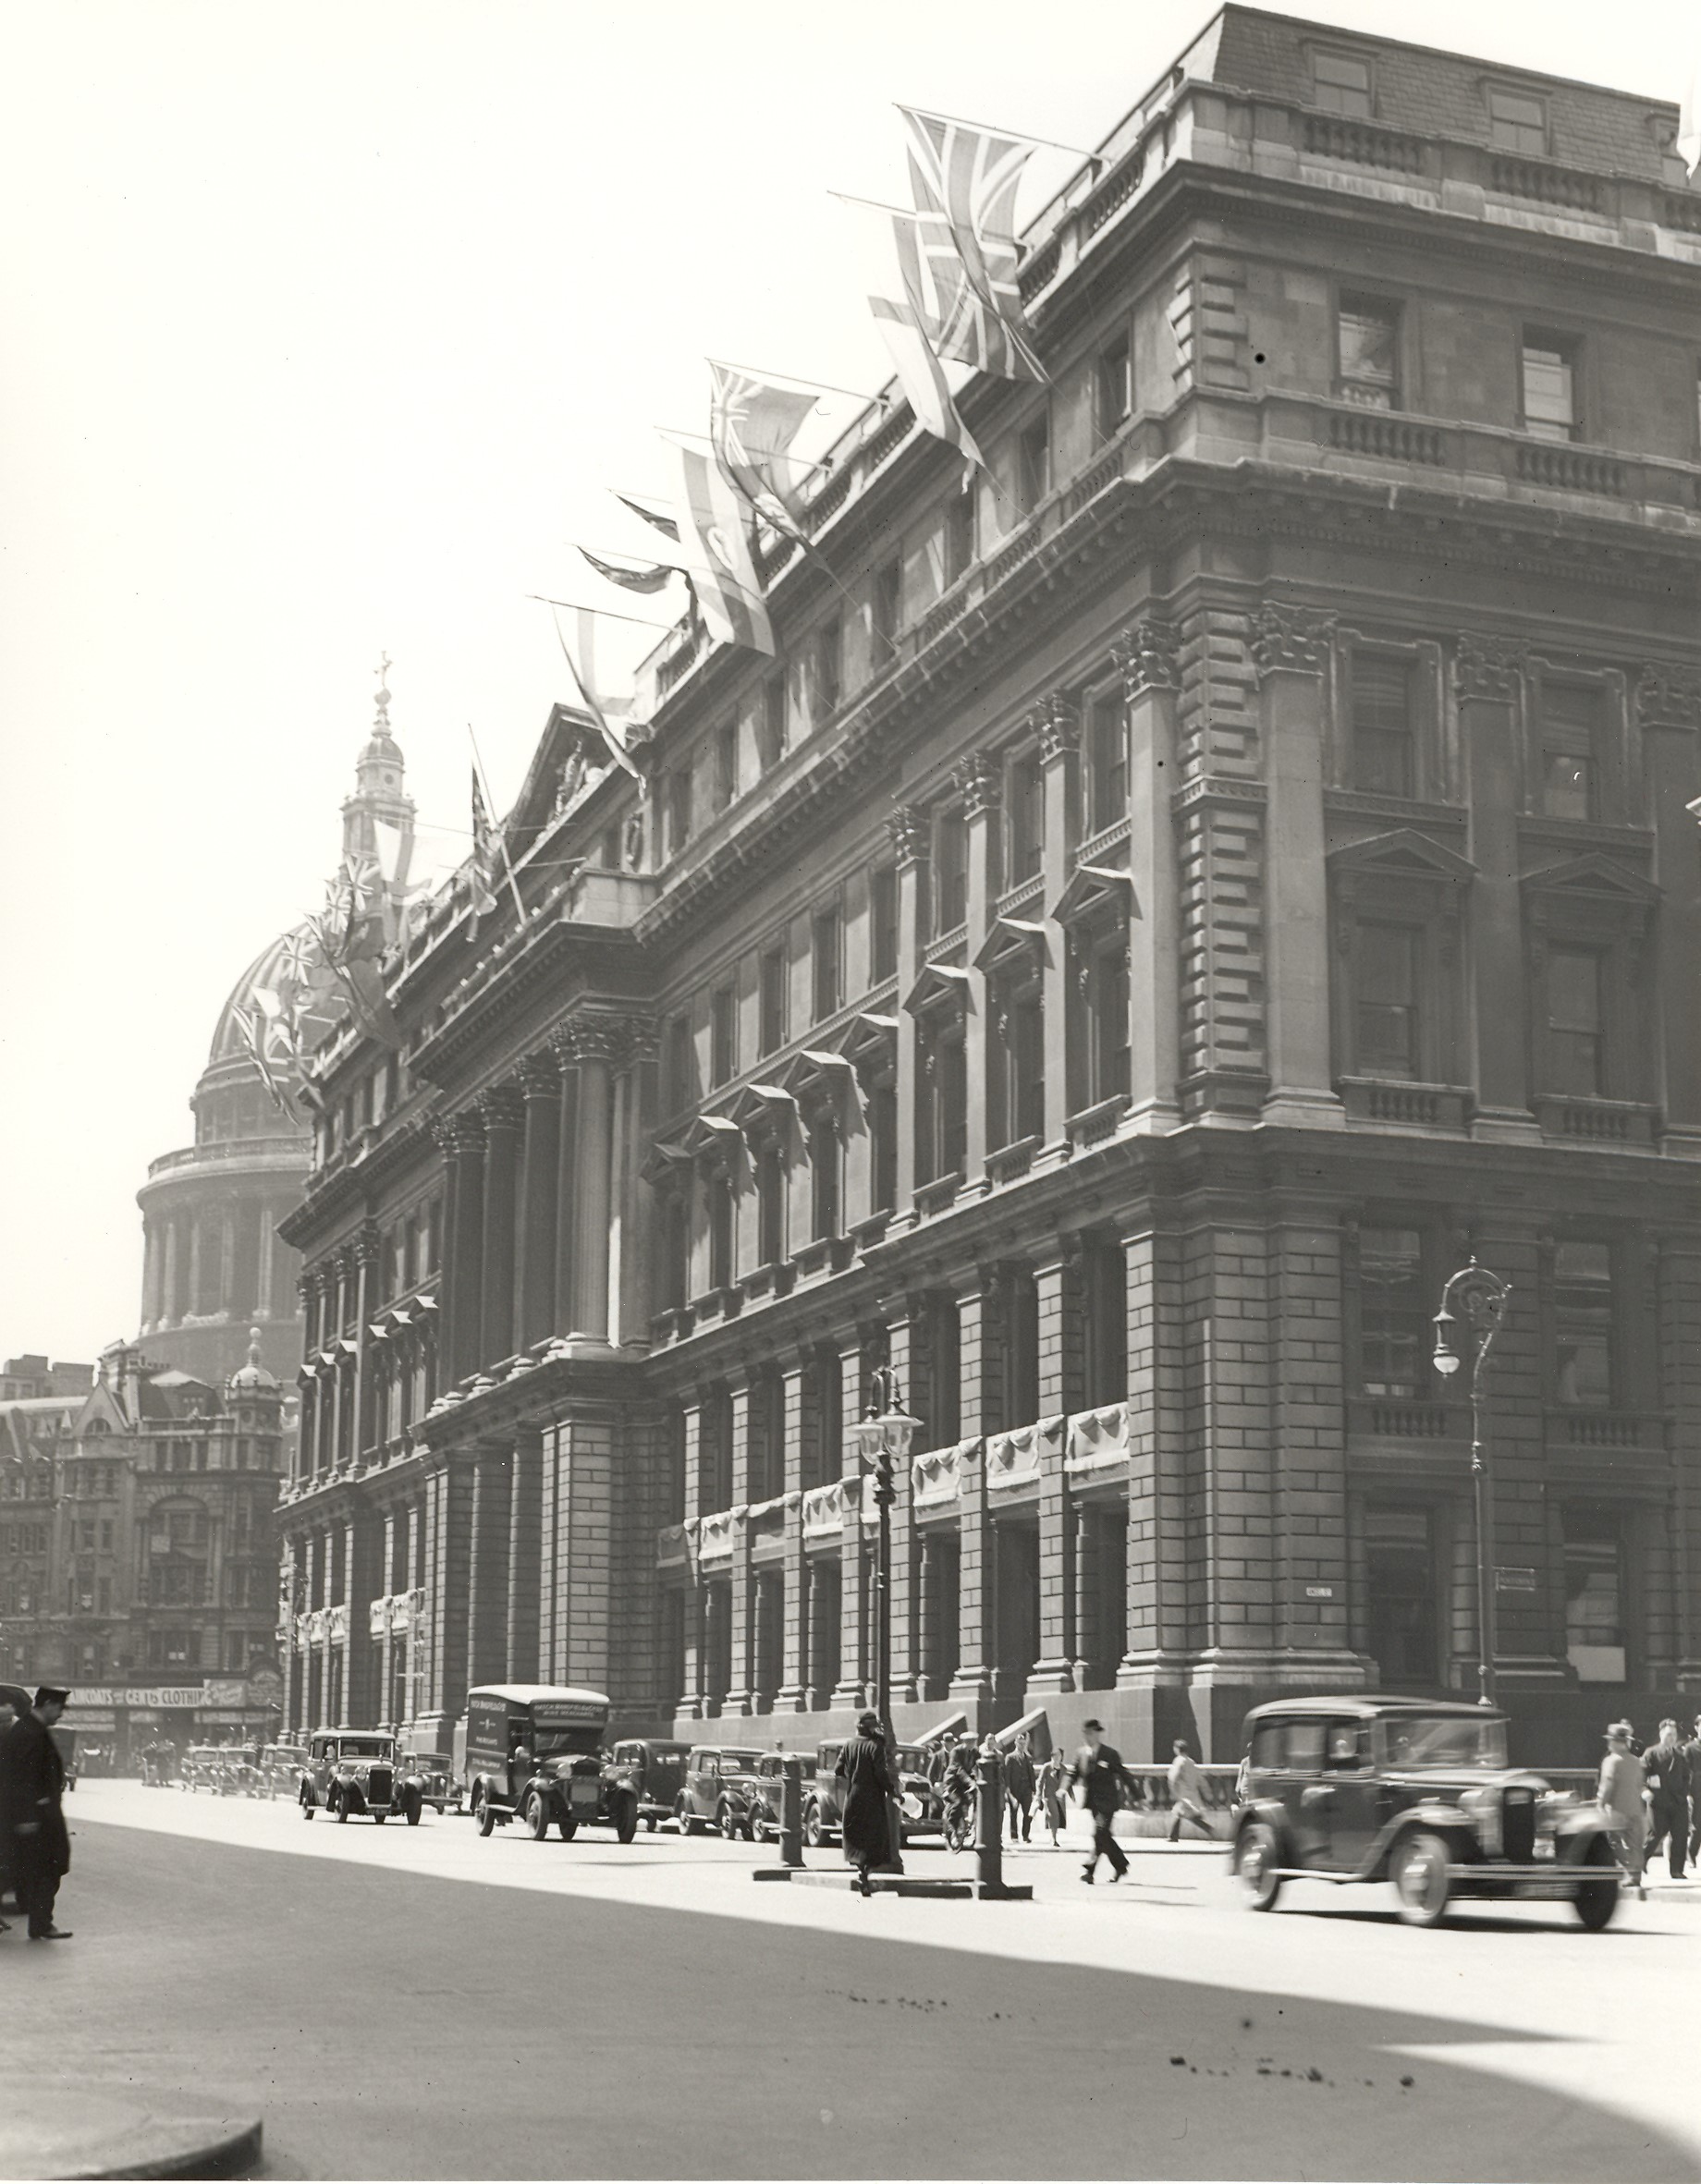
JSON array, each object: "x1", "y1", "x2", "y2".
[{"x1": 5, "y1": 1778, "x2": 1697, "y2": 2181}]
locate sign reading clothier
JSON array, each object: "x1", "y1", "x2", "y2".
[{"x1": 65, "y1": 1682, "x2": 253, "y2": 1711}]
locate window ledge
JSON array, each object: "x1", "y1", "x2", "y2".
[
  {"x1": 1338, "y1": 1077, "x2": 1471, "y2": 1130},
  {"x1": 1544, "y1": 1407, "x2": 1669, "y2": 1453},
  {"x1": 1532, "y1": 1095, "x2": 1658, "y2": 1147},
  {"x1": 912, "y1": 1172, "x2": 962, "y2": 1219},
  {"x1": 688, "y1": 1286, "x2": 742, "y2": 1328},
  {"x1": 1066, "y1": 1095, "x2": 1129, "y2": 1150},
  {"x1": 986, "y1": 1134, "x2": 1041, "y2": 1185},
  {"x1": 740, "y1": 1261, "x2": 796, "y2": 1304}
]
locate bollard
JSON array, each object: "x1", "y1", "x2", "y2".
[
  {"x1": 779, "y1": 1754, "x2": 803, "y2": 1869},
  {"x1": 975, "y1": 1749, "x2": 1004, "y2": 1894}
]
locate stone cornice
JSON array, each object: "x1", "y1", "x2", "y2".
[{"x1": 1635, "y1": 663, "x2": 1701, "y2": 729}]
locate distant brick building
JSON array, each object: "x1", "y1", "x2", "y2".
[{"x1": 276, "y1": 8, "x2": 1701, "y2": 1765}]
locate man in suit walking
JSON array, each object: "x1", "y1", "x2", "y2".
[
  {"x1": 1, "y1": 1683, "x2": 74, "y2": 1939},
  {"x1": 1070, "y1": 1718, "x2": 1134, "y2": 1885},
  {"x1": 1642, "y1": 1718, "x2": 1690, "y2": 1881}
]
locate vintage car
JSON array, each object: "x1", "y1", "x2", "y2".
[
  {"x1": 748, "y1": 1751, "x2": 818, "y2": 1843},
  {"x1": 259, "y1": 1743, "x2": 310, "y2": 1799},
  {"x1": 299, "y1": 1727, "x2": 421, "y2": 1824},
  {"x1": 803, "y1": 1739, "x2": 942, "y2": 1847},
  {"x1": 401, "y1": 1750, "x2": 462, "y2": 1816},
  {"x1": 608, "y1": 1738, "x2": 693, "y2": 1831},
  {"x1": 675, "y1": 1746, "x2": 765, "y2": 1838},
  {"x1": 1230, "y1": 1696, "x2": 1621, "y2": 1929},
  {"x1": 180, "y1": 1743, "x2": 241, "y2": 1795},
  {"x1": 465, "y1": 1684, "x2": 639, "y2": 1843}
]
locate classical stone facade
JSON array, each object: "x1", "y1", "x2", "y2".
[{"x1": 275, "y1": 10, "x2": 1701, "y2": 1764}]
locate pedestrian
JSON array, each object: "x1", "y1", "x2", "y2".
[
  {"x1": 1070, "y1": 1718, "x2": 1133, "y2": 1885},
  {"x1": 1598, "y1": 1718, "x2": 1647, "y2": 1902},
  {"x1": 1037, "y1": 1749, "x2": 1069, "y2": 1846},
  {"x1": 1683, "y1": 1714, "x2": 1701, "y2": 1871},
  {"x1": 1167, "y1": 1739, "x2": 1214, "y2": 1843},
  {"x1": 0, "y1": 1684, "x2": 75, "y2": 1939},
  {"x1": 834, "y1": 1710, "x2": 896, "y2": 1897},
  {"x1": 1642, "y1": 1719, "x2": 1690, "y2": 1882},
  {"x1": 1004, "y1": 1732, "x2": 1036, "y2": 1845}
]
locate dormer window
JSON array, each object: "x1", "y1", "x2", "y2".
[
  {"x1": 1312, "y1": 49, "x2": 1372, "y2": 117},
  {"x1": 1489, "y1": 86, "x2": 1547, "y2": 154}
]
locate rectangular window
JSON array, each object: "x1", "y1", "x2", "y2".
[
  {"x1": 935, "y1": 809, "x2": 968, "y2": 934},
  {"x1": 665, "y1": 1014, "x2": 693, "y2": 1115},
  {"x1": 1086, "y1": 692, "x2": 1128, "y2": 834},
  {"x1": 1358, "y1": 1226, "x2": 1426, "y2": 1397},
  {"x1": 759, "y1": 675, "x2": 787, "y2": 768},
  {"x1": 812, "y1": 905, "x2": 842, "y2": 1022},
  {"x1": 1489, "y1": 86, "x2": 1547, "y2": 153},
  {"x1": 756, "y1": 1141, "x2": 786, "y2": 1268},
  {"x1": 1563, "y1": 1505, "x2": 1625, "y2": 1681},
  {"x1": 1019, "y1": 414, "x2": 1051, "y2": 512},
  {"x1": 713, "y1": 722, "x2": 737, "y2": 812},
  {"x1": 1338, "y1": 299, "x2": 1400, "y2": 411},
  {"x1": 872, "y1": 557, "x2": 902, "y2": 653},
  {"x1": 1364, "y1": 1506, "x2": 1438, "y2": 1685},
  {"x1": 1095, "y1": 336, "x2": 1132, "y2": 435},
  {"x1": 1088, "y1": 937, "x2": 1131, "y2": 1105},
  {"x1": 1522, "y1": 338, "x2": 1577, "y2": 442},
  {"x1": 707, "y1": 1176, "x2": 734, "y2": 1294},
  {"x1": 709, "y1": 983, "x2": 737, "y2": 1089},
  {"x1": 944, "y1": 488, "x2": 976, "y2": 586},
  {"x1": 758, "y1": 945, "x2": 787, "y2": 1057},
  {"x1": 870, "y1": 865, "x2": 899, "y2": 984},
  {"x1": 1355, "y1": 922, "x2": 1421, "y2": 1079},
  {"x1": 1554, "y1": 1241, "x2": 1613, "y2": 1409},
  {"x1": 869, "y1": 1080, "x2": 898, "y2": 1214},
  {"x1": 1351, "y1": 654, "x2": 1415, "y2": 797},
  {"x1": 1006, "y1": 752, "x2": 1044, "y2": 884},
  {"x1": 1312, "y1": 48, "x2": 1372, "y2": 116},
  {"x1": 809, "y1": 1118, "x2": 841, "y2": 1241},
  {"x1": 667, "y1": 764, "x2": 693, "y2": 854},
  {"x1": 812, "y1": 615, "x2": 842, "y2": 720},
  {"x1": 1547, "y1": 946, "x2": 1605, "y2": 1096},
  {"x1": 1537, "y1": 682, "x2": 1599, "y2": 821}
]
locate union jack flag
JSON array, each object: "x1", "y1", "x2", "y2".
[
  {"x1": 899, "y1": 106, "x2": 1043, "y2": 382},
  {"x1": 708, "y1": 362, "x2": 816, "y2": 539}
]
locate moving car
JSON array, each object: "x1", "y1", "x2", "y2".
[
  {"x1": 464, "y1": 1685, "x2": 639, "y2": 1843},
  {"x1": 675, "y1": 1746, "x2": 765, "y2": 1838},
  {"x1": 299, "y1": 1727, "x2": 420, "y2": 1824},
  {"x1": 180, "y1": 1744, "x2": 240, "y2": 1795},
  {"x1": 1230, "y1": 1696, "x2": 1621, "y2": 1929},
  {"x1": 260, "y1": 1743, "x2": 310, "y2": 1799},
  {"x1": 609, "y1": 1738, "x2": 692, "y2": 1831},
  {"x1": 401, "y1": 1750, "x2": 462, "y2": 1815}
]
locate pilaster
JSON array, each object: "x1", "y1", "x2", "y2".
[
  {"x1": 958, "y1": 750, "x2": 1000, "y2": 1197},
  {"x1": 1120, "y1": 618, "x2": 1183, "y2": 1129},
  {"x1": 516, "y1": 1054, "x2": 561, "y2": 1348},
  {"x1": 889, "y1": 805, "x2": 928, "y2": 1226},
  {"x1": 1458, "y1": 634, "x2": 1539, "y2": 1142},
  {"x1": 1035, "y1": 694, "x2": 1079, "y2": 1155}
]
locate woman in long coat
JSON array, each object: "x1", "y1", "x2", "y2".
[{"x1": 835, "y1": 1711, "x2": 896, "y2": 1896}]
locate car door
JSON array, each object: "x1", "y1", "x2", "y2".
[
  {"x1": 1313, "y1": 1720, "x2": 1382, "y2": 1871},
  {"x1": 688, "y1": 1750, "x2": 716, "y2": 1820},
  {"x1": 1276, "y1": 1719, "x2": 1331, "y2": 1864}
]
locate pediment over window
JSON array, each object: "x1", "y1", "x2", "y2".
[
  {"x1": 1050, "y1": 861, "x2": 1140, "y2": 927},
  {"x1": 902, "y1": 960, "x2": 972, "y2": 1017},
  {"x1": 1520, "y1": 852, "x2": 1658, "y2": 906},
  {"x1": 639, "y1": 1136, "x2": 692, "y2": 1189},
  {"x1": 972, "y1": 917, "x2": 1050, "y2": 977},
  {"x1": 721, "y1": 1080, "x2": 802, "y2": 1153},
  {"x1": 1327, "y1": 829, "x2": 1476, "y2": 886},
  {"x1": 683, "y1": 1112, "x2": 747, "y2": 1171}
]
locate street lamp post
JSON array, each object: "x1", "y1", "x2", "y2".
[
  {"x1": 849, "y1": 1365, "x2": 921, "y2": 1878},
  {"x1": 1431, "y1": 1259, "x2": 1511, "y2": 1710}
]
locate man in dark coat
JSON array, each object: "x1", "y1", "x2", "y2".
[
  {"x1": 1070, "y1": 1718, "x2": 1134, "y2": 1885},
  {"x1": 1683, "y1": 1714, "x2": 1701, "y2": 1869},
  {"x1": 1, "y1": 1684, "x2": 73, "y2": 1938},
  {"x1": 1642, "y1": 1718, "x2": 1690, "y2": 1880},
  {"x1": 1004, "y1": 1732, "x2": 1037, "y2": 1843},
  {"x1": 834, "y1": 1711, "x2": 896, "y2": 1896}
]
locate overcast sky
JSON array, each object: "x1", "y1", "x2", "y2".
[{"x1": 0, "y1": 0, "x2": 1690, "y2": 1363}]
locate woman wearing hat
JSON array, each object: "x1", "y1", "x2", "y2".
[{"x1": 834, "y1": 1712, "x2": 896, "y2": 1897}]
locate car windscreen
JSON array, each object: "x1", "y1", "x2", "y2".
[
  {"x1": 337, "y1": 1739, "x2": 392, "y2": 1759},
  {"x1": 720, "y1": 1751, "x2": 763, "y2": 1775},
  {"x1": 1384, "y1": 1714, "x2": 1509, "y2": 1769},
  {"x1": 532, "y1": 1726, "x2": 603, "y2": 1758}
]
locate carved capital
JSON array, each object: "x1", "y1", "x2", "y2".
[
  {"x1": 953, "y1": 750, "x2": 1001, "y2": 821},
  {"x1": 615, "y1": 1014, "x2": 662, "y2": 1068},
  {"x1": 555, "y1": 1014, "x2": 627, "y2": 1068},
  {"x1": 478, "y1": 1084, "x2": 525, "y2": 1133},
  {"x1": 516, "y1": 1051, "x2": 561, "y2": 1100},
  {"x1": 1454, "y1": 633, "x2": 1527, "y2": 704},
  {"x1": 888, "y1": 803, "x2": 929, "y2": 867},
  {"x1": 355, "y1": 1222, "x2": 382, "y2": 1267},
  {"x1": 434, "y1": 1111, "x2": 486, "y2": 1157},
  {"x1": 1251, "y1": 601, "x2": 1335, "y2": 681},
  {"x1": 1116, "y1": 617, "x2": 1181, "y2": 699},
  {"x1": 1634, "y1": 664, "x2": 1701, "y2": 730},
  {"x1": 1034, "y1": 692, "x2": 1081, "y2": 764}
]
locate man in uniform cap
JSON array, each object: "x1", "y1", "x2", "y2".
[
  {"x1": 0, "y1": 1684, "x2": 74, "y2": 1938},
  {"x1": 1070, "y1": 1719, "x2": 1136, "y2": 1885}
]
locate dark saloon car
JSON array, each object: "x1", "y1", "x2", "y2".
[
  {"x1": 675, "y1": 1747, "x2": 765, "y2": 1838},
  {"x1": 1230, "y1": 1696, "x2": 1620, "y2": 1929},
  {"x1": 465, "y1": 1685, "x2": 639, "y2": 1843},
  {"x1": 804, "y1": 1739, "x2": 941, "y2": 1847},
  {"x1": 299, "y1": 1728, "x2": 418, "y2": 1824},
  {"x1": 749, "y1": 1751, "x2": 818, "y2": 1843},
  {"x1": 401, "y1": 1750, "x2": 462, "y2": 1815},
  {"x1": 609, "y1": 1739, "x2": 692, "y2": 1831}
]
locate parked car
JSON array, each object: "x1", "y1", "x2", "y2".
[
  {"x1": 1230, "y1": 1696, "x2": 1621, "y2": 1929},
  {"x1": 299, "y1": 1727, "x2": 418, "y2": 1824},
  {"x1": 260, "y1": 1743, "x2": 310, "y2": 1799},
  {"x1": 749, "y1": 1751, "x2": 817, "y2": 1843},
  {"x1": 401, "y1": 1750, "x2": 462, "y2": 1816},
  {"x1": 180, "y1": 1744, "x2": 238, "y2": 1794},
  {"x1": 804, "y1": 1739, "x2": 941, "y2": 1846},
  {"x1": 609, "y1": 1738, "x2": 693, "y2": 1831},
  {"x1": 675, "y1": 1747, "x2": 765, "y2": 1838},
  {"x1": 464, "y1": 1685, "x2": 638, "y2": 1843}
]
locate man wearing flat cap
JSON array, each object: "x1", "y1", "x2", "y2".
[{"x1": 0, "y1": 1684, "x2": 74, "y2": 1938}]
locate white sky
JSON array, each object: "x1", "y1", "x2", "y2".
[{"x1": 0, "y1": 0, "x2": 1691, "y2": 1361}]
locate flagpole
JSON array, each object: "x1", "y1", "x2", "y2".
[
  {"x1": 467, "y1": 724, "x2": 528, "y2": 926},
  {"x1": 896, "y1": 102, "x2": 1103, "y2": 163},
  {"x1": 526, "y1": 592, "x2": 679, "y2": 632},
  {"x1": 658, "y1": 424, "x2": 836, "y2": 476},
  {"x1": 710, "y1": 357, "x2": 890, "y2": 409}
]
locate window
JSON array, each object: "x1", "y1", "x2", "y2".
[
  {"x1": 812, "y1": 904, "x2": 842, "y2": 1021},
  {"x1": 667, "y1": 764, "x2": 693, "y2": 854},
  {"x1": 1554, "y1": 1241, "x2": 1613, "y2": 1408},
  {"x1": 1083, "y1": 1242, "x2": 1127, "y2": 1409},
  {"x1": 713, "y1": 722, "x2": 737, "y2": 813},
  {"x1": 756, "y1": 1141, "x2": 786, "y2": 1267},
  {"x1": 868, "y1": 1078, "x2": 898, "y2": 1214},
  {"x1": 990, "y1": 983, "x2": 1045, "y2": 1148},
  {"x1": 1312, "y1": 48, "x2": 1372, "y2": 116},
  {"x1": 1095, "y1": 336, "x2": 1132, "y2": 435},
  {"x1": 1338, "y1": 299, "x2": 1400, "y2": 410},
  {"x1": 1358, "y1": 1227, "x2": 1427, "y2": 1397},
  {"x1": 936, "y1": 1031, "x2": 968, "y2": 1179},
  {"x1": 1350, "y1": 655, "x2": 1415, "y2": 797},
  {"x1": 662, "y1": 1192, "x2": 690, "y2": 1312},
  {"x1": 1085, "y1": 692, "x2": 1128, "y2": 835},
  {"x1": 925, "y1": 1294, "x2": 962, "y2": 1446},
  {"x1": 664, "y1": 1014, "x2": 694, "y2": 1116},
  {"x1": 811, "y1": 615, "x2": 842, "y2": 721},
  {"x1": 758, "y1": 946, "x2": 787, "y2": 1057},
  {"x1": 1546, "y1": 946, "x2": 1605, "y2": 1096},
  {"x1": 1364, "y1": 1506, "x2": 1438, "y2": 1685},
  {"x1": 1354, "y1": 923, "x2": 1421, "y2": 1078},
  {"x1": 1489, "y1": 86, "x2": 1547, "y2": 154},
  {"x1": 1018, "y1": 413, "x2": 1051, "y2": 511},
  {"x1": 935, "y1": 809, "x2": 968, "y2": 933},
  {"x1": 870, "y1": 865, "x2": 899, "y2": 984},
  {"x1": 1006, "y1": 751, "x2": 1044, "y2": 884},
  {"x1": 872, "y1": 557, "x2": 902, "y2": 653},
  {"x1": 944, "y1": 488, "x2": 976, "y2": 586},
  {"x1": 707, "y1": 1175, "x2": 734, "y2": 1293},
  {"x1": 709, "y1": 983, "x2": 737, "y2": 1088},
  {"x1": 1536, "y1": 682, "x2": 1599, "y2": 820},
  {"x1": 758, "y1": 675, "x2": 787, "y2": 768},
  {"x1": 1522, "y1": 338, "x2": 1577, "y2": 442},
  {"x1": 809, "y1": 1116, "x2": 841, "y2": 1240},
  {"x1": 1564, "y1": 1505, "x2": 1625, "y2": 1681}
]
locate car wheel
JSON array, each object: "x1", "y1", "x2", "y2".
[
  {"x1": 335, "y1": 1795, "x2": 349, "y2": 1824},
  {"x1": 1391, "y1": 1830, "x2": 1451, "y2": 1927},
  {"x1": 615, "y1": 1796, "x2": 639, "y2": 1845},
  {"x1": 1233, "y1": 1822, "x2": 1283, "y2": 1912},
  {"x1": 300, "y1": 1793, "x2": 315, "y2": 1822},
  {"x1": 677, "y1": 1797, "x2": 702, "y2": 1837},
  {"x1": 802, "y1": 1800, "x2": 823, "y2": 1848},
  {"x1": 1573, "y1": 1834, "x2": 1619, "y2": 1931},
  {"x1": 476, "y1": 1793, "x2": 496, "y2": 1838},
  {"x1": 525, "y1": 1790, "x2": 551, "y2": 1842}
]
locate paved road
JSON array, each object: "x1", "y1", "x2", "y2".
[{"x1": 9, "y1": 1781, "x2": 1696, "y2": 2181}]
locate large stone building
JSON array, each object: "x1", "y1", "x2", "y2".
[{"x1": 276, "y1": 9, "x2": 1701, "y2": 1765}]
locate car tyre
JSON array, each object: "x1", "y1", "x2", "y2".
[
  {"x1": 334, "y1": 1794, "x2": 349, "y2": 1824},
  {"x1": 300, "y1": 1792, "x2": 315, "y2": 1822},
  {"x1": 677, "y1": 1796, "x2": 703, "y2": 1837},
  {"x1": 525, "y1": 1790, "x2": 551, "y2": 1841},
  {"x1": 802, "y1": 1800, "x2": 823, "y2": 1849},
  {"x1": 1573, "y1": 1834, "x2": 1619, "y2": 1931},
  {"x1": 476, "y1": 1792, "x2": 496, "y2": 1838},
  {"x1": 1391, "y1": 1829, "x2": 1451, "y2": 1927},
  {"x1": 615, "y1": 1796, "x2": 639, "y2": 1846},
  {"x1": 715, "y1": 1799, "x2": 739, "y2": 1840},
  {"x1": 1233, "y1": 1822, "x2": 1283, "y2": 1911}
]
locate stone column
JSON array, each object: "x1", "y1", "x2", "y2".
[
  {"x1": 1035, "y1": 694, "x2": 1079, "y2": 1151},
  {"x1": 345, "y1": 1511, "x2": 384, "y2": 1726},
  {"x1": 1458, "y1": 634, "x2": 1537, "y2": 1141},
  {"x1": 353, "y1": 1226, "x2": 379, "y2": 1462},
  {"x1": 1254, "y1": 601, "x2": 1343, "y2": 1129},
  {"x1": 565, "y1": 1019, "x2": 618, "y2": 1343},
  {"x1": 890, "y1": 806, "x2": 929, "y2": 1222},
  {"x1": 1120, "y1": 619, "x2": 1183, "y2": 1129},
  {"x1": 141, "y1": 1221, "x2": 162, "y2": 1328},
  {"x1": 958, "y1": 750, "x2": 1000, "y2": 1195},
  {"x1": 439, "y1": 1115, "x2": 487, "y2": 1385},
  {"x1": 506, "y1": 1426, "x2": 545, "y2": 1683},
  {"x1": 218, "y1": 1208, "x2": 237, "y2": 1314},
  {"x1": 949, "y1": 1272, "x2": 1004, "y2": 1718},
  {"x1": 724, "y1": 1378, "x2": 754, "y2": 1714},
  {"x1": 466, "y1": 1441, "x2": 513, "y2": 1691},
  {"x1": 884, "y1": 1309, "x2": 922, "y2": 1708},
  {"x1": 377, "y1": 1507, "x2": 397, "y2": 1720},
  {"x1": 1028, "y1": 1244, "x2": 1077, "y2": 1695},
  {"x1": 550, "y1": 1031, "x2": 581, "y2": 1336},
  {"x1": 187, "y1": 1217, "x2": 204, "y2": 1318},
  {"x1": 832, "y1": 1337, "x2": 871, "y2": 1710},
  {"x1": 918, "y1": 1532, "x2": 941, "y2": 1700},
  {"x1": 1072, "y1": 1506, "x2": 1097, "y2": 1690},
  {"x1": 613, "y1": 1019, "x2": 658, "y2": 1348},
  {"x1": 548, "y1": 1404, "x2": 615, "y2": 1691},
  {"x1": 420, "y1": 1457, "x2": 473, "y2": 1742},
  {"x1": 256, "y1": 1207, "x2": 275, "y2": 1318},
  {"x1": 806, "y1": 1556, "x2": 834, "y2": 1710},
  {"x1": 516, "y1": 1055, "x2": 561, "y2": 1350},
  {"x1": 479, "y1": 1087, "x2": 522, "y2": 1367},
  {"x1": 777, "y1": 1351, "x2": 815, "y2": 1713}
]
